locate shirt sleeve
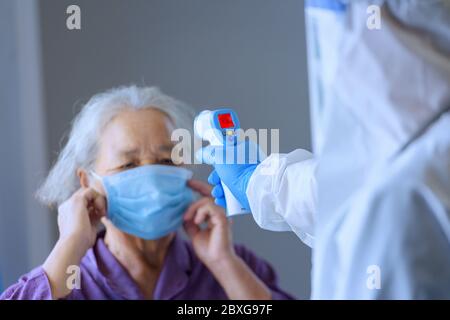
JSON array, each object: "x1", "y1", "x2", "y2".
[
  {"x1": 246, "y1": 149, "x2": 317, "y2": 247},
  {"x1": 234, "y1": 244, "x2": 296, "y2": 300},
  {"x1": 0, "y1": 266, "x2": 53, "y2": 300}
]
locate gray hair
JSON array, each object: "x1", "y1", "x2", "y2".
[{"x1": 36, "y1": 85, "x2": 195, "y2": 207}]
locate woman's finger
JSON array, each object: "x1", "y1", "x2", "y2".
[
  {"x1": 194, "y1": 202, "x2": 226, "y2": 227},
  {"x1": 188, "y1": 179, "x2": 212, "y2": 196},
  {"x1": 193, "y1": 205, "x2": 211, "y2": 225},
  {"x1": 100, "y1": 217, "x2": 110, "y2": 225},
  {"x1": 80, "y1": 186, "x2": 98, "y2": 198},
  {"x1": 183, "y1": 220, "x2": 200, "y2": 239},
  {"x1": 78, "y1": 188, "x2": 106, "y2": 224},
  {"x1": 184, "y1": 197, "x2": 212, "y2": 221},
  {"x1": 93, "y1": 193, "x2": 107, "y2": 217},
  {"x1": 88, "y1": 190, "x2": 106, "y2": 219}
]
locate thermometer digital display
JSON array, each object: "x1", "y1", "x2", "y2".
[{"x1": 217, "y1": 113, "x2": 235, "y2": 129}]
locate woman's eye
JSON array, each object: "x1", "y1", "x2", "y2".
[
  {"x1": 159, "y1": 158, "x2": 174, "y2": 165},
  {"x1": 121, "y1": 162, "x2": 137, "y2": 169}
]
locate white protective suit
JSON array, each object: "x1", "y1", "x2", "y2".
[{"x1": 246, "y1": 0, "x2": 450, "y2": 299}]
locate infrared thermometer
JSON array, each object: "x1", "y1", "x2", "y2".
[{"x1": 194, "y1": 108, "x2": 249, "y2": 216}]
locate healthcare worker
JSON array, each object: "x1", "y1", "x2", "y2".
[{"x1": 201, "y1": 0, "x2": 450, "y2": 299}]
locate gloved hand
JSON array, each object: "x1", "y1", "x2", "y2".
[{"x1": 197, "y1": 140, "x2": 264, "y2": 211}]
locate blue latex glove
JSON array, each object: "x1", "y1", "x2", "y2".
[{"x1": 197, "y1": 140, "x2": 264, "y2": 211}]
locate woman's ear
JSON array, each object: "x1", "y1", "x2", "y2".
[{"x1": 77, "y1": 168, "x2": 90, "y2": 188}]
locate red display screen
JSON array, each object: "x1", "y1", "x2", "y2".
[{"x1": 218, "y1": 113, "x2": 235, "y2": 128}]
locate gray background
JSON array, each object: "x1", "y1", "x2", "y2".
[{"x1": 1, "y1": 0, "x2": 312, "y2": 298}]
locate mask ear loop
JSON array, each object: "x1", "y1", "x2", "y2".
[
  {"x1": 89, "y1": 170, "x2": 102, "y2": 182},
  {"x1": 89, "y1": 170, "x2": 105, "y2": 196},
  {"x1": 89, "y1": 171, "x2": 109, "y2": 223}
]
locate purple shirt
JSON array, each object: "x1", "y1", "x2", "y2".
[{"x1": 1, "y1": 233, "x2": 295, "y2": 300}]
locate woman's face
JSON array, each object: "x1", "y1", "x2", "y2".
[
  {"x1": 95, "y1": 107, "x2": 176, "y2": 176},
  {"x1": 85, "y1": 107, "x2": 178, "y2": 242}
]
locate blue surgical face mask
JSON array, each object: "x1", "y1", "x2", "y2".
[{"x1": 91, "y1": 165, "x2": 194, "y2": 240}]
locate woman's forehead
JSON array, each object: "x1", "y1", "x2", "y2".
[
  {"x1": 110, "y1": 107, "x2": 173, "y2": 127},
  {"x1": 99, "y1": 108, "x2": 175, "y2": 153}
]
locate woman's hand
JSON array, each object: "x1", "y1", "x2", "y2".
[
  {"x1": 57, "y1": 187, "x2": 106, "y2": 252},
  {"x1": 183, "y1": 196, "x2": 236, "y2": 267},
  {"x1": 186, "y1": 180, "x2": 271, "y2": 300},
  {"x1": 43, "y1": 187, "x2": 106, "y2": 299}
]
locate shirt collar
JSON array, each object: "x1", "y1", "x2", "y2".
[
  {"x1": 84, "y1": 232, "x2": 192, "y2": 300},
  {"x1": 153, "y1": 232, "x2": 192, "y2": 299}
]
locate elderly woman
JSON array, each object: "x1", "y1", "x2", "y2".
[{"x1": 1, "y1": 86, "x2": 293, "y2": 300}]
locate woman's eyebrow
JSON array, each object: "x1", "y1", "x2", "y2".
[
  {"x1": 157, "y1": 144, "x2": 174, "y2": 152},
  {"x1": 118, "y1": 148, "x2": 139, "y2": 157},
  {"x1": 117, "y1": 145, "x2": 173, "y2": 156}
]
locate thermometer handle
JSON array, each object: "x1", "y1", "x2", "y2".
[{"x1": 221, "y1": 181, "x2": 249, "y2": 216}]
